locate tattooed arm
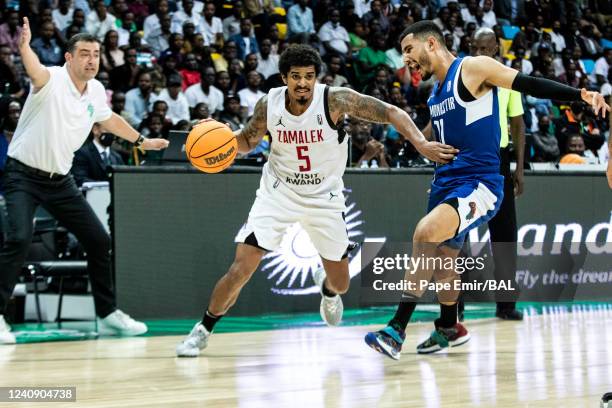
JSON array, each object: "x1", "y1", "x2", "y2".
[
  {"x1": 235, "y1": 95, "x2": 268, "y2": 154},
  {"x1": 328, "y1": 87, "x2": 458, "y2": 163}
]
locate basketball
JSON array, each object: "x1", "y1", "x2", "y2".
[{"x1": 186, "y1": 121, "x2": 237, "y2": 173}]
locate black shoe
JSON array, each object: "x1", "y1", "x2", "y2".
[{"x1": 496, "y1": 308, "x2": 523, "y2": 321}]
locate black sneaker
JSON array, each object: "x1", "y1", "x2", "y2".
[{"x1": 496, "y1": 308, "x2": 523, "y2": 320}]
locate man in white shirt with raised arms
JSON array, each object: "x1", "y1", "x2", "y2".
[{"x1": 0, "y1": 18, "x2": 168, "y2": 345}]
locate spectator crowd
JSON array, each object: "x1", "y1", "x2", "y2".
[{"x1": 0, "y1": 0, "x2": 610, "y2": 177}]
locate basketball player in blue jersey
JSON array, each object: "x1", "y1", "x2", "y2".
[
  {"x1": 176, "y1": 45, "x2": 458, "y2": 357},
  {"x1": 365, "y1": 20, "x2": 610, "y2": 360}
]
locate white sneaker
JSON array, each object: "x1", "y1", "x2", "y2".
[
  {"x1": 313, "y1": 267, "x2": 343, "y2": 326},
  {"x1": 0, "y1": 315, "x2": 16, "y2": 345},
  {"x1": 97, "y1": 310, "x2": 148, "y2": 336},
  {"x1": 176, "y1": 322, "x2": 210, "y2": 357}
]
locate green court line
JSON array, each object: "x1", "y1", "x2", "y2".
[{"x1": 9, "y1": 302, "x2": 612, "y2": 343}]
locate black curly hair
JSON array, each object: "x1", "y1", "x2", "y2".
[{"x1": 278, "y1": 44, "x2": 322, "y2": 77}]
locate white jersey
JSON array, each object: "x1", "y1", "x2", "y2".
[{"x1": 264, "y1": 83, "x2": 348, "y2": 198}]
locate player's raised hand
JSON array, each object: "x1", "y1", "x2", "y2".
[
  {"x1": 19, "y1": 17, "x2": 32, "y2": 50},
  {"x1": 142, "y1": 138, "x2": 169, "y2": 150},
  {"x1": 417, "y1": 141, "x2": 459, "y2": 164},
  {"x1": 580, "y1": 88, "x2": 610, "y2": 118}
]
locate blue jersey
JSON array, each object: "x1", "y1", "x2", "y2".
[{"x1": 428, "y1": 57, "x2": 501, "y2": 178}]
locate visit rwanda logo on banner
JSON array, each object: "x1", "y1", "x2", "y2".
[{"x1": 261, "y1": 188, "x2": 385, "y2": 296}]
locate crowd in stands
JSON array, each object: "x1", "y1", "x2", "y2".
[{"x1": 0, "y1": 0, "x2": 610, "y2": 176}]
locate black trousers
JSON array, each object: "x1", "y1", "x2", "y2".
[
  {"x1": 0, "y1": 158, "x2": 116, "y2": 318},
  {"x1": 487, "y1": 148, "x2": 519, "y2": 311}
]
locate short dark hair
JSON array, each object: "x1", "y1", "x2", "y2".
[
  {"x1": 66, "y1": 33, "x2": 100, "y2": 53},
  {"x1": 399, "y1": 20, "x2": 445, "y2": 48},
  {"x1": 278, "y1": 44, "x2": 322, "y2": 76}
]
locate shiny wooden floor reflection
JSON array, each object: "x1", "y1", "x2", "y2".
[{"x1": 1, "y1": 306, "x2": 612, "y2": 408}]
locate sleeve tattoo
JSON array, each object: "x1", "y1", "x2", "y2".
[
  {"x1": 240, "y1": 95, "x2": 268, "y2": 148},
  {"x1": 328, "y1": 87, "x2": 391, "y2": 123}
]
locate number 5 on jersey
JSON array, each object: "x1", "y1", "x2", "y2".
[{"x1": 296, "y1": 146, "x2": 311, "y2": 172}]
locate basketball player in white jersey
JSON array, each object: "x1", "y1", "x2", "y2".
[{"x1": 176, "y1": 44, "x2": 459, "y2": 357}]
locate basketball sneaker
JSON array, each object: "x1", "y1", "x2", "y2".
[
  {"x1": 416, "y1": 323, "x2": 470, "y2": 354},
  {"x1": 313, "y1": 267, "x2": 343, "y2": 326},
  {"x1": 364, "y1": 326, "x2": 405, "y2": 360},
  {"x1": 0, "y1": 315, "x2": 16, "y2": 345},
  {"x1": 176, "y1": 322, "x2": 210, "y2": 357},
  {"x1": 97, "y1": 309, "x2": 148, "y2": 336}
]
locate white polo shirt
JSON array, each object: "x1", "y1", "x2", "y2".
[{"x1": 8, "y1": 64, "x2": 112, "y2": 175}]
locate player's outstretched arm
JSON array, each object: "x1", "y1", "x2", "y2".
[
  {"x1": 465, "y1": 56, "x2": 610, "y2": 118},
  {"x1": 328, "y1": 87, "x2": 458, "y2": 164},
  {"x1": 235, "y1": 95, "x2": 267, "y2": 154},
  {"x1": 19, "y1": 17, "x2": 50, "y2": 91}
]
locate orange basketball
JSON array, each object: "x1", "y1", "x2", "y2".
[{"x1": 186, "y1": 121, "x2": 237, "y2": 173}]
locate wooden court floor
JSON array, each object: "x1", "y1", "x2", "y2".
[{"x1": 1, "y1": 307, "x2": 611, "y2": 408}]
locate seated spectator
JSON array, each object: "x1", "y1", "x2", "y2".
[
  {"x1": 222, "y1": 0, "x2": 242, "y2": 40},
  {"x1": 481, "y1": 0, "x2": 496, "y2": 28},
  {"x1": 0, "y1": 9, "x2": 21, "y2": 54},
  {"x1": 109, "y1": 48, "x2": 141, "y2": 92},
  {"x1": 157, "y1": 74, "x2": 190, "y2": 124},
  {"x1": 218, "y1": 92, "x2": 244, "y2": 130},
  {"x1": 145, "y1": 14, "x2": 173, "y2": 56},
  {"x1": 238, "y1": 70, "x2": 266, "y2": 118},
  {"x1": 213, "y1": 40, "x2": 239, "y2": 73},
  {"x1": 385, "y1": 43, "x2": 403, "y2": 71},
  {"x1": 349, "y1": 20, "x2": 368, "y2": 54},
  {"x1": 215, "y1": 70, "x2": 232, "y2": 95},
  {"x1": 555, "y1": 102, "x2": 604, "y2": 154},
  {"x1": 319, "y1": 54, "x2": 348, "y2": 87},
  {"x1": 180, "y1": 21, "x2": 198, "y2": 53},
  {"x1": 185, "y1": 66, "x2": 225, "y2": 114},
  {"x1": 506, "y1": 46, "x2": 533, "y2": 75},
  {"x1": 179, "y1": 53, "x2": 201, "y2": 91},
  {"x1": 578, "y1": 24, "x2": 602, "y2": 59},
  {"x1": 549, "y1": 21, "x2": 566, "y2": 54},
  {"x1": 349, "y1": 118, "x2": 389, "y2": 168},
  {"x1": 111, "y1": 91, "x2": 138, "y2": 130},
  {"x1": 72, "y1": 123, "x2": 124, "y2": 186},
  {"x1": 0, "y1": 120, "x2": 15, "y2": 193},
  {"x1": 0, "y1": 44, "x2": 26, "y2": 99},
  {"x1": 172, "y1": 0, "x2": 201, "y2": 34},
  {"x1": 287, "y1": 0, "x2": 315, "y2": 40},
  {"x1": 362, "y1": 0, "x2": 390, "y2": 34},
  {"x1": 191, "y1": 102, "x2": 210, "y2": 125},
  {"x1": 228, "y1": 58, "x2": 247, "y2": 92},
  {"x1": 143, "y1": 0, "x2": 171, "y2": 38},
  {"x1": 529, "y1": 115, "x2": 560, "y2": 162},
  {"x1": 354, "y1": 32, "x2": 388, "y2": 87},
  {"x1": 116, "y1": 11, "x2": 136, "y2": 46},
  {"x1": 101, "y1": 30, "x2": 124, "y2": 72},
  {"x1": 138, "y1": 113, "x2": 166, "y2": 164},
  {"x1": 199, "y1": 1, "x2": 224, "y2": 49},
  {"x1": 461, "y1": 0, "x2": 478, "y2": 26},
  {"x1": 151, "y1": 100, "x2": 173, "y2": 133},
  {"x1": 591, "y1": 48, "x2": 611, "y2": 88},
  {"x1": 86, "y1": 0, "x2": 117, "y2": 41},
  {"x1": 96, "y1": 71, "x2": 113, "y2": 104},
  {"x1": 126, "y1": 71, "x2": 158, "y2": 127},
  {"x1": 318, "y1": 9, "x2": 350, "y2": 59},
  {"x1": 52, "y1": 0, "x2": 75, "y2": 32},
  {"x1": 559, "y1": 134, "x2": 593, "y2": 164},
  {"x1": 31, "y1": 22, "x2": 63, "y2": 67},
  {"x1": 230, "y1": 18, "x2": 259, "y2": 60},
  {"x1": 257, "y1": 38, "x2": 280, "y2": 80},
  {"x1": 557, "y1": 61, "x2": 580, "y2": 88},
  {"x1": 128, "y1": 0, "x2": 149, "y2": 29}
]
